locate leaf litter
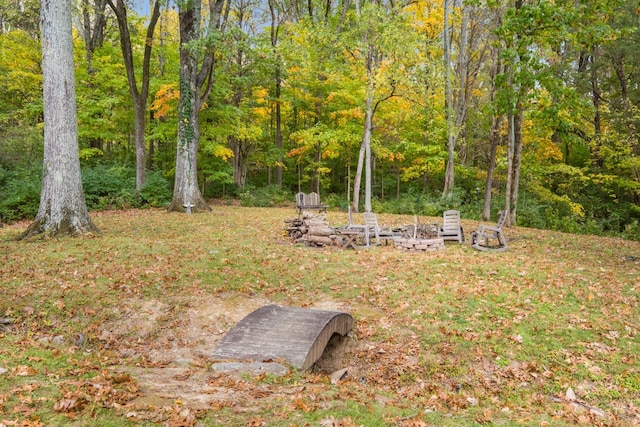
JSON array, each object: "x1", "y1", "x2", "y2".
[{"x1": 0, "y1": 206, "x2": 639, "y2": 425}]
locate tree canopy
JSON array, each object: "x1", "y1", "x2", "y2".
[{"x1": 0, "y1": 0, "x2": 638, "y2": 238}]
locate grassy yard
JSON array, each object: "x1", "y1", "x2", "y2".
[{"x1": 1, "y1": 206, "x2": 639, "y2": 426}]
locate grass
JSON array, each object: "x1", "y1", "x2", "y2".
[{"x1": 1, "y1": 205, "x2": 639, "y2": 426}]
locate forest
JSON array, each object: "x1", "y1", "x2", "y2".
[{"x1": 0, "y1": 0, "x2": 639, "y2": 239}]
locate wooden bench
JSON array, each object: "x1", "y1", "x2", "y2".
[{"x1": 296, "y1": 192, "x2": 328, "y2": 216}]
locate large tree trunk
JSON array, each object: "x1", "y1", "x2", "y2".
[
  {"x1": 442, "y1": 0, "x2": 454, "y2": 196},
  {"x1": 504, "y1": 111, "x2": 515, "y2": 226},
  {"x1": 169, "y1": 1, "x2": 209, "y2": 212},
  {"x1": 482, "y1": 45, "x2": 503, "y2": 221},
  {"x1": 169, "y1": 2, "x2": 209, "y2": 212},
  {"x1": 20, "y1": 0, "x2": 99, "y2": 239},
  {"x1": 231, "y1": 136, "x2": 250, "y2": 188},
  {"x1": 352, "y1": 92, "x2": 374, "y2": 214},
  {"x1": 169, "y1": 0, "x2": 225, "y2": 212}
]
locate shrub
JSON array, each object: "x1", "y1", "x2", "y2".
[
  {"x1": 139, "y1": 172, "x2": 171, "y2": 207},
  {"x1": 82, "y1": 164, "x2": 136, "y2": 210},
  {"x1": 622, "y1": 221, "x2": 640, "y2": 241},
  {"x1": 239, "y1": 185, "x2": 292, "y2": 207},
  {"x1": 0, "y1": 167, "x2": 41, "y2": 222}
]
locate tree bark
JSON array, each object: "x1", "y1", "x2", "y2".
[
  {"x1": 169, "y1": 1, "x2": 209, "y2": 212},
  {"x1": 169, "y1": 0, "x2": 226, "y2": 212},
  {"x1": 509, "y1": 106, "x2": 524, "y2": 225},
  {"x1": 20, "y1": 0, "x2": 99, "y2": 239},
  {"x1": 363, "y1": 93, "x2": 374, "y2": 213},
  {"x1": 482, "y1": 45, "x2": 503, "y2": 221},
  {"x1": 352, "y1": 136, "x2": 366, "y2": 213},
  {"x1": 483, "y1": 115, "x2": 503, "y2": 221}
]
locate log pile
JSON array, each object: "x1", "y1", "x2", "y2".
[
  {"x1": 394, "y1": 237, "x2": 445, "y2": 251},
  {"x1": 284, "y1": 214, "x2": 342, "y2": 247}
]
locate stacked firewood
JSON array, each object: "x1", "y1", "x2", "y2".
[{"x1": 284, "y1": 214, "x2": 341, "y2": 247}]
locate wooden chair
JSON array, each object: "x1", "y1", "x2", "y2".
[
  {"x1": 438, "y1": 210, "x2": 464, "y2": 243},
  {"x1": 471, "y1": 211, "x2": 508, "y2": 252},
  {"x1": 363, "y1": 212, "x2": 396, "y2": 246},
  {"x1": 296, "y1": 192, "x2": 328, "y2": 216}
]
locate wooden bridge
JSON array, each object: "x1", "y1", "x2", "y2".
[{"x1": 211, "y1": 305, "x2": 354, "y2": 370}]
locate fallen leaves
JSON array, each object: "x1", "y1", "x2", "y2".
[
  {"x1": 2, "y1": 207, "x2": 640, "y2": 425},
  {"x1": 167, "y1": 407, "x2": 197, "y2": 427},
  {"x1": 53, "y1": 396, "x2": 86, "y2": 413}
]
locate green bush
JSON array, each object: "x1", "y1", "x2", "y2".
[
  {"x1": 240, "y1": 185, "x2": 292, "y2": 207},
  {"x1": 139, "y1": 172, "x2": 171, "y2": 207},
  {"x1": 82, "y1": 164, "x2": 136, "y2": 210},
  {"x1": 0, "y1": 166, "x2": 41, "y2": 222},
  {"x1": 622, "y1": 220, "x2": 640, "y2": 241}
]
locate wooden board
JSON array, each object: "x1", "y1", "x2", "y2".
[{"x1": 211, "y1": 305, "x2": 354, "y2": 370}]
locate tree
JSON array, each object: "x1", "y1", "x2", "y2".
[
  {"x1": 20, "y1": 0, "x2": 99, "y2": 238},
  {"x1": 268, "y1": 0, "x2": 284, "y2": 187},
  {"x1": 78, "y1": 0, "x2": 108, "y2": 75},
  {"x1": 170, "y1": 0, "x2": 226, "y2": 212},
  {"x1": 345, "y1": 1, "x2": 416, "y2": 212},
  {"x1": 106, "y1": 0, "x2": 162, "y2": 190}
]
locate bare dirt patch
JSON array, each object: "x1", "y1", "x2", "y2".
[{"x1": 100, "y1": 295, "x2": 370, "y2": 411}]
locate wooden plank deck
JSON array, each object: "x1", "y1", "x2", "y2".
[{"x1": 211, "y1": 305, "x2": 354, "y2": 370}]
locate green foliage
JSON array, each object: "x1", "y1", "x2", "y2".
[
  {"x1": 239, "y1": 185, "x2": 293, "y2": 208},
  {"x1": 138, "y1": 171, "x2": 172, "y2": 207},
  {"x1": 0, "y1": 29, "x2": 42, "y2": 129},
  {"x1": 81, "y1": 165, "x2": 169, "y2": 210},
  {"x1": 82, "y1": 165, "x2": 136, "y2": 210},
  {"x1": 0, "y1": 165, "x2": 41, "y2": 222},
  {"x1": 622, "y1": 221, "x2": 640, "y2": 242}
]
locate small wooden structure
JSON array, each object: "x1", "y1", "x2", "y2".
[
  {"x1": 471, "y1": 211, "x2": 508, "y2": 252},
  {"x1": 211, "y1": 305, "x2": 354, "y2": 370},
  {"x1": 363, "y1": 212, "x2": 396, "y2": 246},
  {"x1": 296, "y1": 192, "x2": 328, "y2": 216},
  {"x1": 438, "y1": 210, "x2": 464, "y2": 243}
]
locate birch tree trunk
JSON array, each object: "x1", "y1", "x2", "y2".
[
  {"x1": 352, "y1": 44, "x2": 375, "y2": 214},
  {"x1": 363, "y1": 93, "x2": 374, "y2": 213},
  {"x1": 352, "y1": 139, "x2": 366, "y2": 213},
  {"x1": 20, "y1": 0, "x2": 99, "y2": 239}
]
